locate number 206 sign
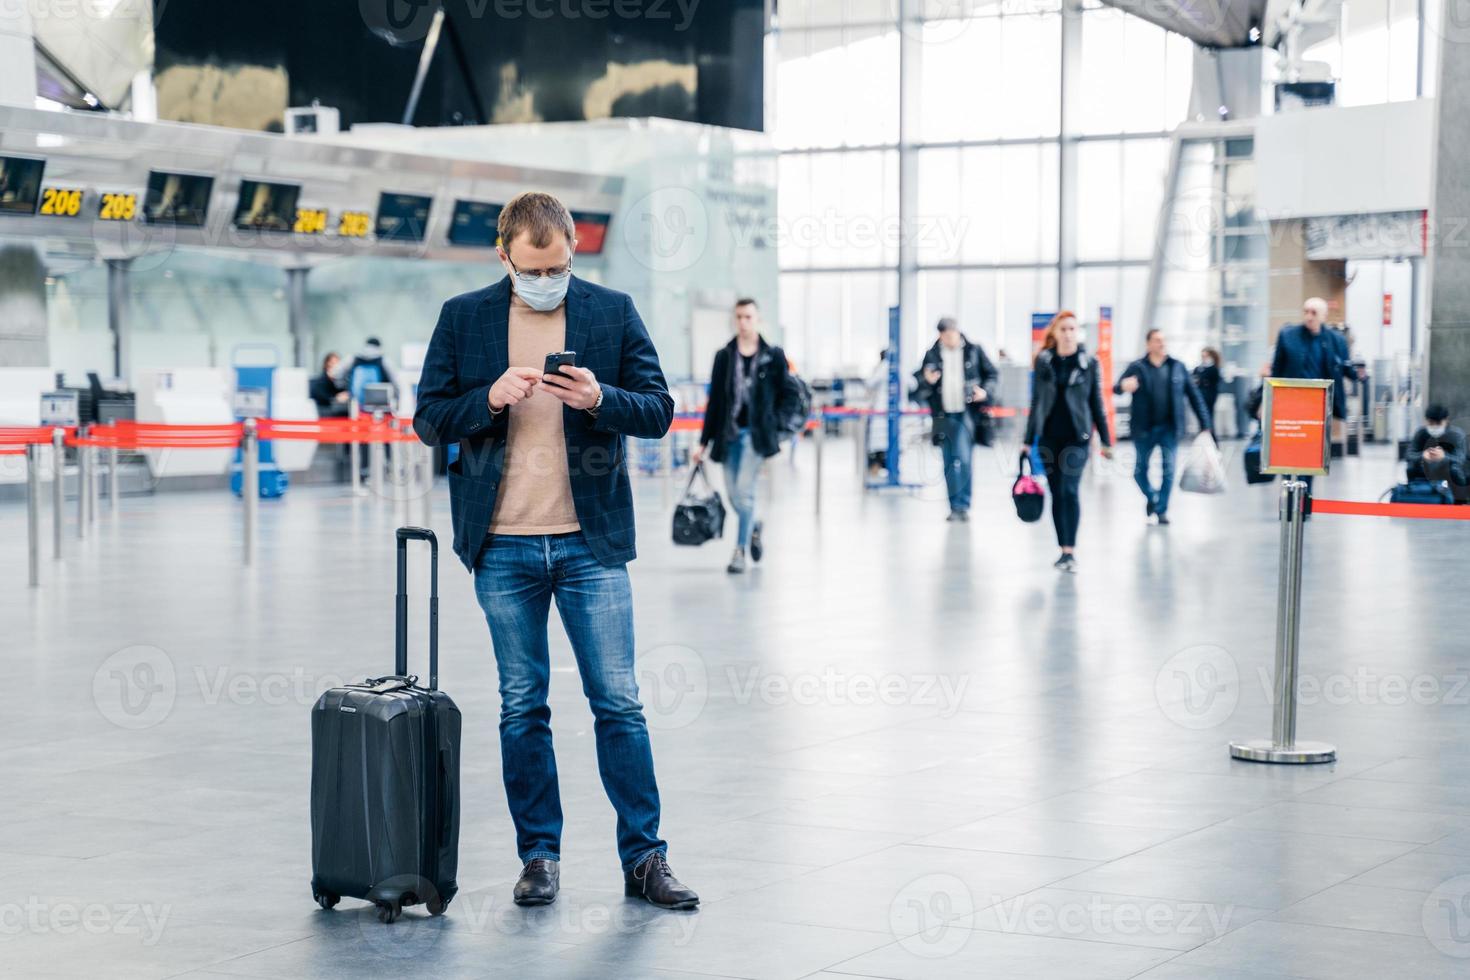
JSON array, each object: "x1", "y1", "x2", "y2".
[{"x1": 1261, "y1": 379, "x2": 1333, "y2": 476}]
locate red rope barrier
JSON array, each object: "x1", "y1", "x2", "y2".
[{"x1": 1313, "y1": 498, "x2": 1470, "y2": 521}]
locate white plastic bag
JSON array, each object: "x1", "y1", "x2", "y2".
[{"x1": 1179, "y1": 433, "x2": 1227, "y2": 495}]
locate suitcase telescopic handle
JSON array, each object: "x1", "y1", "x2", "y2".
[{"x1": 395, "y1": 527, "x2": 438, "y2": 690}]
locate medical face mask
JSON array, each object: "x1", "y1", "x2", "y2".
[
  {"x1": 512, "y1": 270, "x2": 570, "y2": 312},
  {"x1": 1427, "y1": 424, "x2": 1448, "y2": 438}
]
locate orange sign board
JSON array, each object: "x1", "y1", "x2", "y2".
[{"x1": 1261, "y1": 379, "x2": 1332, "y2": 476}]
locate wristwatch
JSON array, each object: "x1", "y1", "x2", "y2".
[{"x1": 587, "y1": 387, "x2": 604, "y2": 417}]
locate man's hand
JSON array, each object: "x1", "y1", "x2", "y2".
[
  {"x1": 1101, "y1": 446, "x2": 1115, "y2": 460},
  {"x1": 969, "y1": 385, "x2": 988, "y2": 404},
  {"x1": 691, "y1": 443, "x2": 707, "y2": 465},
  {"x1": 489, "y1": 367, "x2": 543, "y2": 411},
  {"x1": 541, "y1": 365, "x2": 602, "y2": 412},
  {"x1": 1426, "y1": 445, "x2": 1446, "y2": 463},
  {"x1": 1120, "y1": 376, "x2": 1140, "y2": 394},
  {"x1": 923, "y1": 366, "x2": 941, "y2": 385}
]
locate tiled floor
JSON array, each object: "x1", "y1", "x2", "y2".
[{"x1": 3, "y1": 436, "x2": 1468, "y2": 978}]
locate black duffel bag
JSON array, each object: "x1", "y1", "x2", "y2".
[{"x1": 672, "y1": 463, "x2": 726, "y2": 546}]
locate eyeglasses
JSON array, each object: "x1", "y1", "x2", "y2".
[{"x1": 506, "y1": 255, "x2": 573, "y2": 284}]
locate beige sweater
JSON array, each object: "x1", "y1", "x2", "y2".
[{"x1": 488, "y1": 293, "x2": 580, "y2": 536}]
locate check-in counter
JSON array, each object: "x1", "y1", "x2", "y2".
[{"x1": 135, "y1": 368, "x2": 235, "y2": 480}]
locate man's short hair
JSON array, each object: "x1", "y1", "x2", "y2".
[
  {"x1": 1145, "y1": 328, "x2": 1162, "y2": 341},
  {"x1": 1427, "y1": 404, "x2": 1451, "y2": 422},
  {"x1": 734, "y1": 298, "x2": 759, "y2": 311},
  {"x1": 497, "y1": 191, "x2": 576, "y2": 251},
  {"x1": 937, "y1": 318, "x2": 958, "y2": 333}
]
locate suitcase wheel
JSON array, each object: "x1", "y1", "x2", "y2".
[
  {"x1": 426, "y1": 894, "x2": 449, "y2": 916},
  {"x1": 313, "y1": 890, "x2": 339, "y2": 911},
  {"x1": 375, "y1": 900, "x2": 402, "y2": 924}
]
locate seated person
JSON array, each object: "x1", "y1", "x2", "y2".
[
  {"x1": 310, "y1": 352, "x2": 350, "y2": 418},
  {"x1": 1406, "y1": 404, "x2": 1468, "y2": 499}
]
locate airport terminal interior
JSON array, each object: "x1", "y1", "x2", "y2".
[{"x1": 2, "y1": 1, "x2": 1470, "y2": 978}]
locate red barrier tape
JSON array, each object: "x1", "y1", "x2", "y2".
[{"x1": 1312, "y1": 499, "x2": 1470, "y2": 521}]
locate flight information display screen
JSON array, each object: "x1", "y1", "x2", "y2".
[
  {"x1": 448, "y1": 199, "x2": 502, "y2": 248},
  {"x1": 234, "y1": 180, "x2": 301, "y2": 232},
  {"x1": 143, "y1": 171, "x2": 215, "y2": 226},
  {"x1": 375, "y1": 192, "x2": 433, "y2": 243},
  {"x1": 0, "y1": 156, "x2": 45, "y2": 215},
  {"x1": 571, "y1": 211, "x2": 611, "y2": 254}
]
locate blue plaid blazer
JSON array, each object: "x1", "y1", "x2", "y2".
[{"x1": 413, "y1": 275, "x2": 674, "y2": 570}]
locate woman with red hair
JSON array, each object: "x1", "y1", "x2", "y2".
[{"x1": 1023, "y1": 312, "x2": 1114, "y2": 572}]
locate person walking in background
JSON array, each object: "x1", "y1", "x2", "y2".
[
  {"x1": 1193, "y1": 347, "x2": 1223, "y2": 428},
  {"x1": 1271, "y1": 296, "x2": 1346, "y2": 494},
  {"x1": 913, "y1": 318, "x2": 999, "y2": 522},
  {"x1": 413, "y1": 190, "x2": 697, "y2": 911},
  {"x1": 865, "y1": 348, "x2": 891, "y2": 477},
  {"x1": 1024, "y1": 312, "x2": 1113, "y2": 572},
  {"x1": 1115, "y1": 329, "x2": 1212, "y2": 525},
  {"x1": 309, "y1": 352, "x2": 350, "y2": 417},
  {"x1": 692, "y1": 298, "x2": 799, "y2": 574}
]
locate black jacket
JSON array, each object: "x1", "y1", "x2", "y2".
[
  {"x1": 700, "y1": 336, "x2": 796, "y2": 463},
  {"x1": 1024, "y1": 347, "x2": 1113, "y2": 447},
  {"x1": 309, "y1": 372, "x2": 342, "y2": 409},
  {"x1": 1271, "y1": 323, "x2": 1349, "y2": 419},
  {"x1": 1114, "y1": 355, "x2": 1212, "y2": 438},
  {"x1": 413, "y1": 275, "x2": 673, "y2": 571},
  {"x1": 912, "y1": 339, "x2": 1000, "y2": 446},
  {"x1": 1406, "y1": 424, "x2": 1468, "y2": 483}
]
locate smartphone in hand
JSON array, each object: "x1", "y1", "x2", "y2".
[{"x1": 544, "y1": 351, "x2": 577, "y2": 379}]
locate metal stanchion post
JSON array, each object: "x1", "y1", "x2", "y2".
[
  {"x1": 814, "y1": 415, "x2": 824, "y2": 515},
  {"x1": 370, "y1": 411, "x2": 385, "y2": 502},
  {"x1": 418, "y1": 440, "x2": 432, "y2": 528},
  {"x1": 26, "y1": 444, "x2": 41, "y2": 587},
  {"x1": 243, "y1": 419, "x2": 258, "y2": 567},
  {"x1": 109, "y1": 446, "x2": 119, "y2": 513},
  {"x1": 51, "y1": 428, "x2": 64, "y2": 559},
  {"x1": 88, "y1": 440, "x2": 98, "y2": 525},
  {"x1": 1229, "y1": 478, "x2": 1336, "y2": 764},
  {"x1": 349, "y1": 398, "x2": 364, "y2": 496},
  {"x1": 76, "y1": 426, "x2": 88, "y2": 539}
]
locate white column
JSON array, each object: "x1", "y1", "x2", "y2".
[{"x1": 0, "y1": 2, "x2": 37, "y2": 107}]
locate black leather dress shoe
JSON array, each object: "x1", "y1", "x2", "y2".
[
  {"x1": 513, "y1": 858, "x2": 559, "y2": 906},
  {"x1": 624, "y1": 852, "x2": 699, "y2": 910}
]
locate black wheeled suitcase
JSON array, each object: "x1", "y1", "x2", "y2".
[{"x1": 310, "y1": 527, "x2": 461, "y2": 923}]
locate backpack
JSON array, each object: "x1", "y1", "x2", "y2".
[
  {"x1": 349, "y1": 361, "x2": 385, "y2": 405},
  {"x1": 779, "y1": 370, "x2": 814, "y2": 437}
]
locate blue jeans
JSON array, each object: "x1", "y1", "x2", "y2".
[
  {"x1": 722, "y1": 428, "x2": 761, "y2": 549},
  {"x1": 473, "y1": 532, "x2": 665, "y2": 872},
  {"x1": 941, "y1": 412, "x2": 974, "y2": 512},
  {"x1": 1133, "y1": 425, "x2": 1179, "y2": 516}
]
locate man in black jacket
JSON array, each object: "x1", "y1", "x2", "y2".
[
  {"x1": 1407, "y1": 404, "x2": 1469, "y2": 500},
  {"x1": 913, "y1": 318, "x2": 999, "y2": 522},
  {"x1": 692, "y1": 298, "x2": 799, "y2": 573},
  {"x1": 1115, "y1": 329, "x2": 1211, "y2": 524}
]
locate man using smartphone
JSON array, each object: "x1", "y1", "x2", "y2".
[{"x1": 413, "y1": 191, "x2": 697, "y2": 911}]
